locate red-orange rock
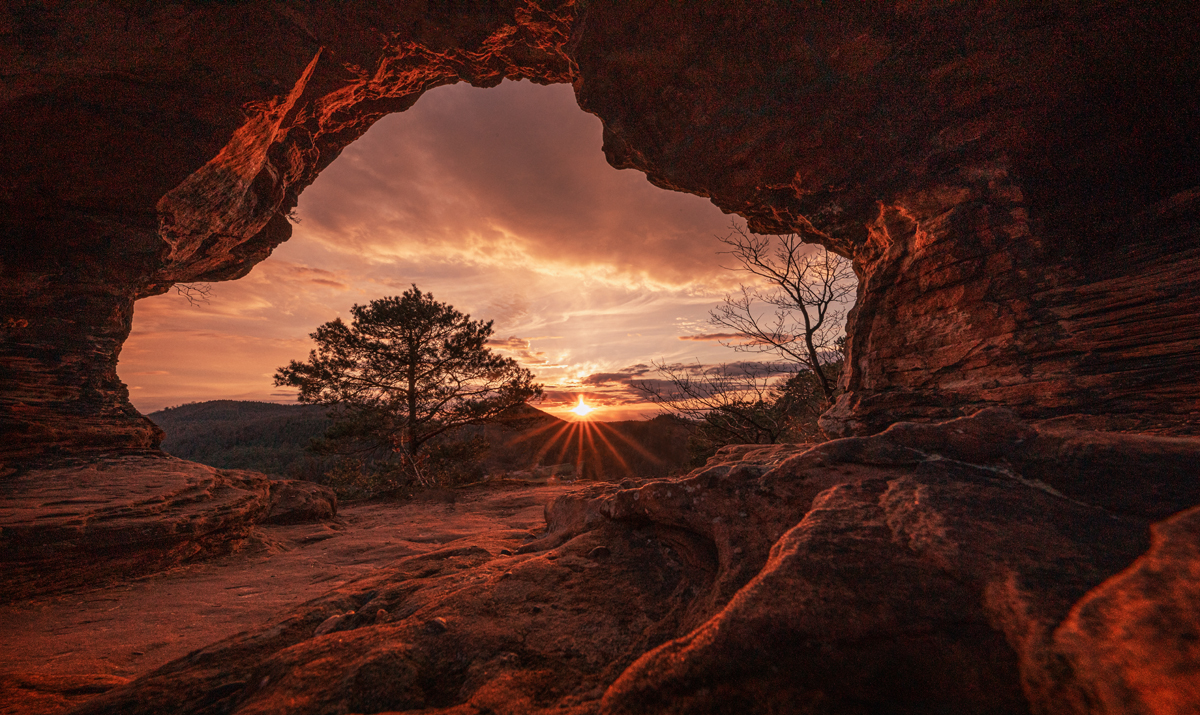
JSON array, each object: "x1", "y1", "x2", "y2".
[
  {"x1": 1049, "y1": 504, "x2": 1200, "y2": 715},
  {"x1": 0, "y1": 455, "x2": 336, "y2": 599},
  {"x1": 3, "y1": 1, "x2": 1199, "y2": 462},
  {"x1": 65, "y1": 411, "x2": 1200, "y2": 715},
  {"x1": 1, "y1": 6, "x2": 1198, "y2": 712}
]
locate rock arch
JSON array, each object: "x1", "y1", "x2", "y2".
[{"x1": 2, "y1": 0, "x2": 1199, "y2": 465}]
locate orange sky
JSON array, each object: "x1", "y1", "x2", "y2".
[{"x1": 119, "y1": 80, "x2": 811, "y2": 421}]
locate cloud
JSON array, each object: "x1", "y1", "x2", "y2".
[
  {"x1": 291, "y1": 80, "x2": 742, "y2": 293},
  {"x1": 650, "y1": 360, "x2": 796, "y2": 377},
  {"x1": 568, "y1": 359, "x2": 800, "y2": 407},
  {"x1": 257, "y1": 261, "x2": 351, "y2": 291},
  {"x1": 581, "y1": 372, "x2": 634, "y2": 386},
  {"x1": 580, "y1": 364, "x2": 653, "y2": 386},
  {"x1": 678, "y1": 332, "x2": 748, "y2": 342},
  {"x1": 120, "y1": 80, "x2": 855, "y2": 418},
  {"x1": 486, "y1": 293, "x2": 530, "y2": 325},
  {"x1": 487, "y1": 336, "x2": 553, "y2": 366}
]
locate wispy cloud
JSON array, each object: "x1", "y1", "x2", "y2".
[
  {"x1": 291, "y1": 80, "x2": 744, "y2": 293},
  {"x1": 487, "y1": 336, "x2": 558, "y2": 367}
]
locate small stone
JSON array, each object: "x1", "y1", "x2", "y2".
[
  {"x1": 314, "y1": 611, "x2": 353, "y2": 636},
  {"x1": 424, "y1": 616, "x2": 448, "y2": 634},
  {"x1": 375, "y1": 609, "x2": 389, "y2": 622},
  {"x1": 499, "y1": 548, "x2": 513, "y2": 555},
  {"x1": 587, "y1": 546, "x2": 611, "y2": 559}
]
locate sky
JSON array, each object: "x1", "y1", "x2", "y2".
[{"x1": 119, "y1": 80, "x2": 817, "y2": 421}]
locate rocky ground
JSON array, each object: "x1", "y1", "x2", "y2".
[
  {"x1": 2, "y1": 409, "x2": 1195, "y2": 715},
  {"x1": 0, "y1": 482, "x2": 578, "y2": 715}
]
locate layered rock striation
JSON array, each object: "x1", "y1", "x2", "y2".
[
  {"x1": 3, "y1": 1, "x2": 1199, "y2": 463},
  {"x1": 71, "y1": 411, "x2": 1200, "y2": 714},
  {"x1": 2, "y1": 7, "x2": 1196, "y2": 711},
  {"x1": 0, "y1": 455, "x2": 336, "y2": 600},
  {"x1": 1, "y1": 0, "x2": 578, "y2": 463}
]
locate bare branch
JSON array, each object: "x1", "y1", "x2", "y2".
[
  {"x1": 710, "y1": 222, "x2": 856, "y2": 400},
  {"x1": 632, "y1": 360, "x2": 796, "y2": 446},
  {"x1": 174, "y1": 283, "x2": 212, "y2": 307}
]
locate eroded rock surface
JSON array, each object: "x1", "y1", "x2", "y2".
[
  {"x1": 0, "y1": 483, "x2": 573, "y2": 715},
  {"x1": 1050, "y1": 504, "x2": 1200, "y2": 715},
  {"x1": 3, "y1": 2, "x2": 1199, "y2": 462},
  {"x1": 1, "y1": 0, "x2": 578, "y2": 462},
  {"x1": 65, "y1": 411, "x2": 1200, "y2": 715},
  {"x1": 1, "y1": 5, "x2": 1198, "y2": 711},
  {"x1": 0, "y1": 455, "x2": 336, "y2": 600}
]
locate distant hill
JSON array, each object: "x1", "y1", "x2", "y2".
[
  {"x1": 149, "y1": 400, "x2": 696, "y2": 481},
  {"x1": 149, "y1": 401, "x2": 333, "y2": 479}
]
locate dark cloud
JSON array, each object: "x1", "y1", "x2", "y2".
[
  {"x1": 569, "y1": 360, "x2": 797, "y2": 409},
  {"x1": 581, "y1": 362, "x2": 655, "y2": 386},
  {"x1": 487, "y1": 336, "x2": 553, "y2": 366},
  {"x1": 678, "y1": 332, "x2": 748, "y2": 342},
  {"x1": 581, "y1": 372, "x2": 635, "y2": 386},
  {"x1": 649, "y1": 360, "x2": 796, "y2": 377}
]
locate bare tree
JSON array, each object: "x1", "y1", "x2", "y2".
[
  {"x1": 708, "y1": 223, "x2": 856, "y2": 401},
  {"x1": 633, "y1": 360, "x2": 796, "y2": 447}
]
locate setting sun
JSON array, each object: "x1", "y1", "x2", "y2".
[{"x1": 570, "y1": 396, "x2": 594, "y2": 417}]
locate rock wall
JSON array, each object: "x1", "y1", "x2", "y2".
[
  {"x1": 2, "y1": 0, "x2": 1199, "y2": 463},
  {"x1": 570, "y1": 0, "x2": 1200, "y2": 436},
  {"x1": 0, "y1": 0, "x2": 578, "y2": 464}
]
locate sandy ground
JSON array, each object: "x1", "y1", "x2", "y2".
[{"x1": 0, "y1": 482, "x2": 578, "y2": 715}]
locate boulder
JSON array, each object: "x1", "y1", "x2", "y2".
[
  {"x1": 0, "y1": 455, "x2": 336, "y2": 599},
  {"x1": 263, "y1": 479, "x2": 337, "y2": 526}
]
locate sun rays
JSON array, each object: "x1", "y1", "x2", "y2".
[{"x1": 499, "y1": 411, "x2": 667, "y2": 480}]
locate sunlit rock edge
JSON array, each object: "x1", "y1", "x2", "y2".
[{"x1": 65, "y1": 409, "x2": 1200, "y2": 715}]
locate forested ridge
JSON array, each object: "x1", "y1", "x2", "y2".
[
  {"x1": 149, "y1": 400, "x2": 697, "y2": 482},
  {"x1": 150, "y1": 401, "x2": 334, "y2": 478}
]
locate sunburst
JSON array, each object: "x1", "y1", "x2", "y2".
[{"x1": 570, "y1": 396, "x2": 594, "y2": 417}]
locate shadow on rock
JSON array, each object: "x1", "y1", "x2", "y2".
[{"x1": 72, "y1": 409, "x2": 1199, "y2": 715}]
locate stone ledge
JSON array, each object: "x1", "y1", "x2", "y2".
[{"x1": 0, "y1": 455, "x2": 335, "y2": 599}]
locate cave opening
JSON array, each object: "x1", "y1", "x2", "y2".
[{"x1": 118, "y1": 79, "x2": 858, "y2": 437}]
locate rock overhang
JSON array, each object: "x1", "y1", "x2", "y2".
[{"x1": 1, "y1": 0, "x2": 1198, "y2": 462}]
